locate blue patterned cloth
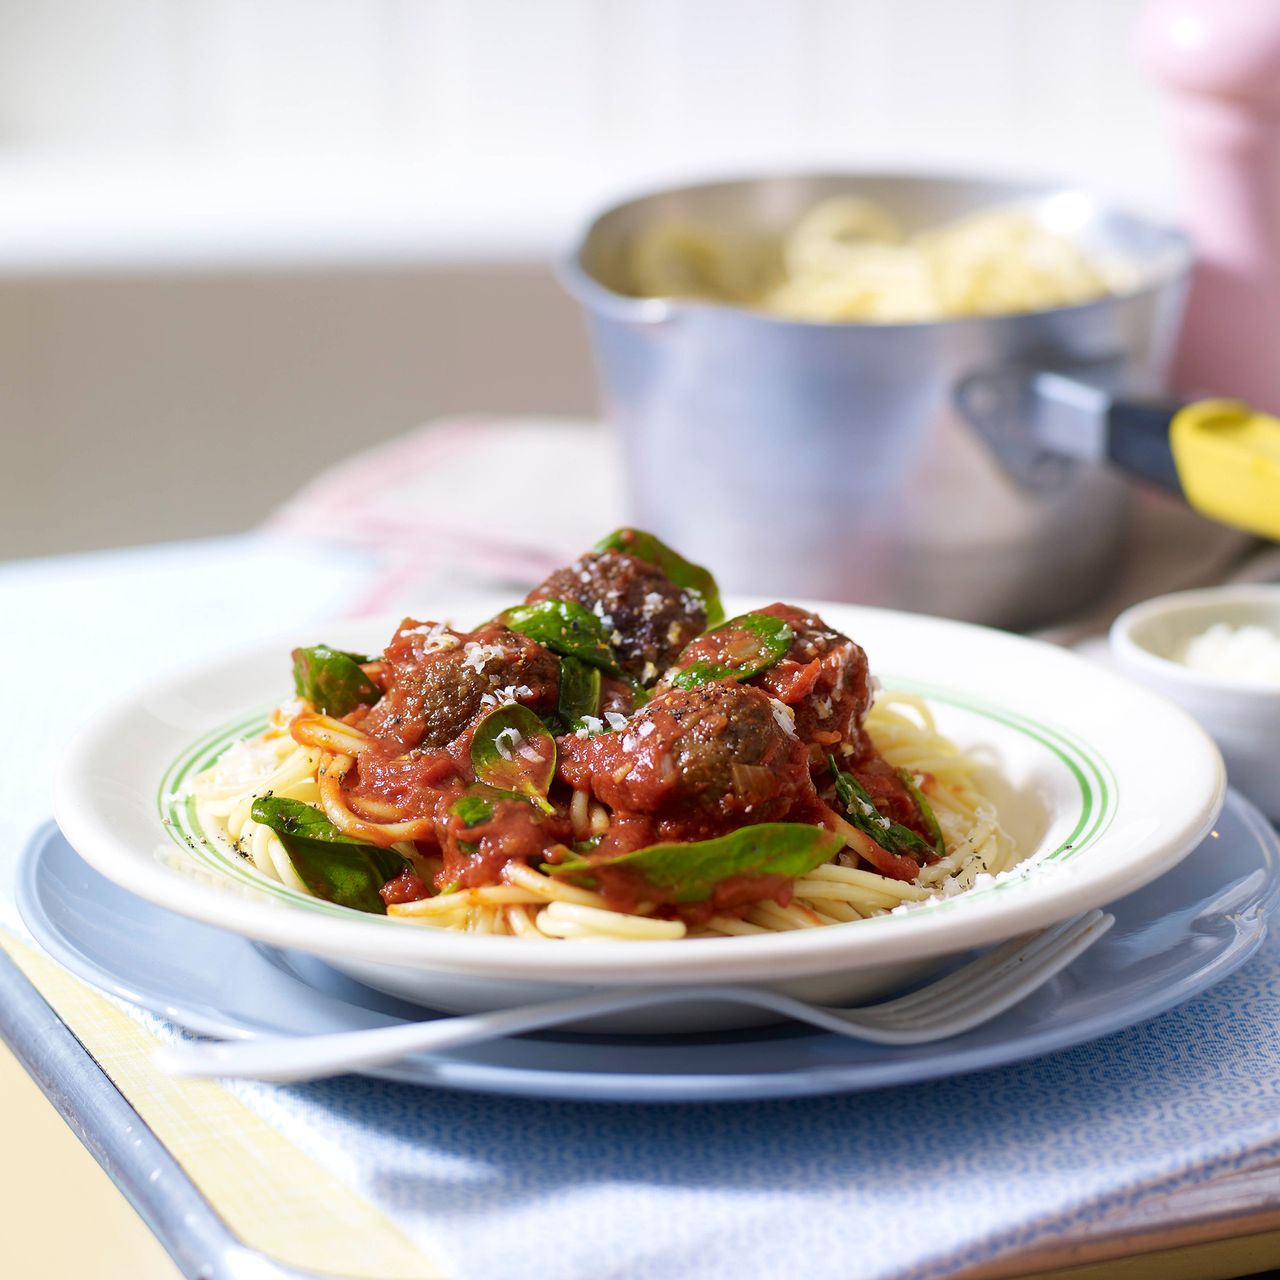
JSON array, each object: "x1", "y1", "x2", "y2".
[{"x1": 209, "y1": 944, "x2": 1280, "y2": 1280}]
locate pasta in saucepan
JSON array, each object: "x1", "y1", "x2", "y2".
[{"x1": 623, "y1": 196, "x2": 1134, "y2": 323}]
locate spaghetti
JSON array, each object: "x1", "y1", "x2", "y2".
[
  {"x1": 624, "y1": 196, "x2": 1135, "y2": 323},
  {"x1": 190, "y1": 533, "x2": 1015, "y2": 943}
]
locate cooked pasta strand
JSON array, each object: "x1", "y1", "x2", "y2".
[
  {"x1": 388, "y1": 885, "x2": 545, "y2": 916},
  {"x1": 503, "y1": 861, "x2": 613, "y2": 908},
  {"x1": 290, "y1": 713, "x2": 373, "y2": 758},
  {"x1": 535, "y1": 901, "x2": 687, "y2": 941}
]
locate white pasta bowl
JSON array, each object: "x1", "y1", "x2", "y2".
[
  {"x1": 54, "y1": 598, "x2": 1226, "y2": 1030},
  {"x1": 1111, "y1": 585, "x2": 1280, "y2": 822}
]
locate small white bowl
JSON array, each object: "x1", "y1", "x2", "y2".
[{"x1": 1111, "y1": 585, "x2": 1280, "y2": 821}]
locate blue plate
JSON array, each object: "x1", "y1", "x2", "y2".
[{"x1": 17, "y1": 791, "x2": 1280, "y2": 1103}]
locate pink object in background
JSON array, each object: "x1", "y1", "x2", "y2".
[{"x1": 1139, "y1": 0, "x2": 1280, "y2": 413}]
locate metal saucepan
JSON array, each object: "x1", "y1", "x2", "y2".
[{"x1": 559, "y1": 172, "x2": 1280, "y2": 628}]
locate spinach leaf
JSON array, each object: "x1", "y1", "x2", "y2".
[
  {"x1": 250, "y1": 796, "x2": 407, "y2": 914},
  {"x1": 448, "y1": 784, "x2": 530, "y2": 829},
  {"x1": 898, "y1": 768, "x2": 946, "y2": 856},
  {"x1": 497, "y1": 599, "x2": 625, "y2": 677},
  {"x1": 450, "y1": 793, "x2": 495, "y2": 828},
  {"x1": 593, "y1": 527, "x2": 724, "y2": 626},
  {"x1": 291, "y1": 644, "x2": 381, "y2": 717},
  {"x1": 826, "y1": 754, "x2": 937, "y2": 865},
  {"x1": 668, "y1": 612, "x2": 793, "y2": 690},
  {"x1": 556, "y1": 655, "x2": 602, "y2": 731},
  {"x1": 544, "y1": 822, "x2": 842, "y2": 904},
  {"x1": 471, "y1": 704, "x2": 557, "y2": 814}
]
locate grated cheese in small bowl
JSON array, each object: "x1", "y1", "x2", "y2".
[
  {"x1": 1111, "y1": 585, "x2": 1280, "y2": 820},
  {"x1": 1178, "y1": 622, "x2": 1280, "y2": 686}
]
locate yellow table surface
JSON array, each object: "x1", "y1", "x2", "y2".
[{"x1": 0, "y1": 1038, "x2": 179, "y2": 1280}]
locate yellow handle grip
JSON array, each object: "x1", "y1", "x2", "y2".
[{"x1": 1170, "y1": 399, "x2": 1280, "y2": 541}]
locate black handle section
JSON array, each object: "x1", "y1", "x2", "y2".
[{"x1": 1105, "y1": 398, "x2": 1183, "y2": 493}]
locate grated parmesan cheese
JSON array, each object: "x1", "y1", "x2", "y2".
[
  {"x1": 404, "y1": 622, "x2": 461, "y2": 652},
  {"x1": 892, "y1": 863, "x2": 1031, "y2": 912},
  {"x1": 480, "y1": 683, "x2": 534, "y2": 709},
  {"x1": 493, "y1": 726, "x2": 541, "y2": 763},
  {"x1": 769, "y1": 698, "x2": 797, "y2": 736},
  {"x1": 270, "y1": 698, "x2": 308, "y2": 727},
  {"x1": 462, "y1": 641, "x2": 505, "y2": 673},
  {"x1": 1178, "y1": 622, "x2": 1280, "y2": 685},
  {"x1": 196, "y1": 736, "x2": 280, "y2": 789}
]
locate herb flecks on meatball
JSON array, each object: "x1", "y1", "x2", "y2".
[
  {"x1": 526, "y1": 549, "x2": 706, "y2": 683},
  {"x1": 361, "y1": 619, "x2": 559, "y2": 752},
  {"x1": 557, "y1": 681, "x2": 822, "y2": 842}
]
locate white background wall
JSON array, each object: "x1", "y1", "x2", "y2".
[{"x1": 0, "y1": 0, "x2": 1182, "y2": 558}]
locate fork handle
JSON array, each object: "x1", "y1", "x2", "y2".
[{"x1": 155, "y1": 985, "x2": 758, "y2": 1081}]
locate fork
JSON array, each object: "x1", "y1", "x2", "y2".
[{"x1": 155, "y1": 909, "x2": 1113, "y2": 1082}]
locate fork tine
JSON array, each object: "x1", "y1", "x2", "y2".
[
  {"x1": 863, "y1": 909, "x2": 1107, "y2": 1017},
  {"x1": 852, "y1": 911, "x2": 1114, "y2": 1038},
  {"x1": 863, "y1": 910, "x2": 1109, "y2": 1025},
  {"x1": 691, "y1": 911, "x2": 1115, "y2": 1046}
]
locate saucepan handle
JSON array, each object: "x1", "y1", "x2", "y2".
[
  {"x1": 1097, "y1": 393, "x2": 1280, "y2": 541},
  {"x1": 1162, "y1": 399, "x2": 1280, "y2": 540},
  {"x1": 957, "y1": 367, "x2": 1280, "y2": 541},
  {"x1": 1101, "y1": 396, "x2": 1184, "y2": 492}
]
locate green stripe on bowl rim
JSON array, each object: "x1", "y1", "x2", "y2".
[{"x1": 156, "y1": 680, "x2": 1118, "y2": 922}]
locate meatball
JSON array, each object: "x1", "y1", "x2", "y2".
[
  {"x1": 360, "y1": 619, "x2": 559, "y2": 751},
  {"x1": 526, "y1": 549, "x2": 706, "y2": 683},
  {"x1": 669, "y1": 602, "x2": 872, "y2": 760},
  {"x1": 557, "y1": 681, "x2": 820, "y2": 838}
]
